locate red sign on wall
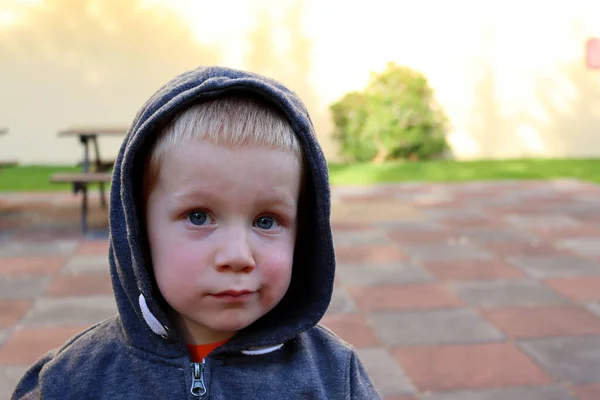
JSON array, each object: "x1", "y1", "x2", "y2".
[{"x1": 586, "y1": 38, "x2": 600, "y2": 69}]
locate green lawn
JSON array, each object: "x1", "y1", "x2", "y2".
[
  {"x1": 1, "y1": 159, "x2": 600, "y2": 192},
  {"x1": 329, "y1": 158, "x2": 600, "y2": 185},
  {"x1": 0, "y1": 165, "x2": 103, "y2": 192}
]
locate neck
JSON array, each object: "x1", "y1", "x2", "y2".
[{"x1": 171, "y1": 312, "x2": 235, "y2": 345}]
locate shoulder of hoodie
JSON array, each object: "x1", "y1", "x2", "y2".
[
  {"x1": 29, "y1": 316, "x2": 178, "y2": 384},
  {"x1": 297, "y1": 323, "x2": 362, "y2": 363}
]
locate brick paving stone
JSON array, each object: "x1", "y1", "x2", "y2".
[
  {"x1": 339, "y1": 190, "x2": 396, "y2": 203},
  {"x1": 335, "y1": 244, "x2": 408, "y2": 264},
  {"x1": 437, "y1": 216, "x2": 504, "y2": 229},
  {"x1": 421, "y1": 386, "x2": 576, "y2": 400},
  {"x1": 572, "y1": 384, "x2": 600, "y2": 400},
  {"x1": 392, "y1": 343, "x2": 551, "y2": 392},
  {"x1": 331, "y1": 201, "x2": 421, "y2": 223},
  {"x1": 11, "y1": 230, "x2": 83, "y2": 242},
  {"x1": 399, "y1": 243, "x2": 494, "y2": 262},
  {"x1": 45, "y1": 274, "x2": 113, "y2": 296},
  {"x1": 61, "y1": 255, "x2": 110, "y2": 275},
  {"x1": 455, "y1": 227, "x2": 535, "y2": 244},
  {"x1": 333, "y1": 230, "x2": 393, "y2": 247},
  {"x1": 0, "y1": 326, "x2": 89, "y2": 364},
  {"x1": 332, "y1": 185, "x2": 389, "y2": 198},
  {"x1": 557, "y1": 237, "x2": 600, "y2": 257},
  {"x1": 481, "y1": 241, "x2": 567, "y2": 257},
  {"x1": 506, "y1": 255, "x2": 600, "y2": 278},
  {"x1": 0, "y1": 366, "x2": 29, "y2": 400},
  {"x1": 0, "y1": 300, "x2": 33, "y2": 328},
  {"x1": 585, "y1": 302, "x2": 600, "y2": 317},
  {"x1": 0, "y1": 276, "x2": 51, "y2": 300},
  {"x1": 75, "y1": 240, "x2": 109, "y2": 255},
  {"x1": 357, "y1": 348, "x2": 415, "y2": 396},
  {"x1": 0, "y1": 257, "x2": 66, "y2": 275},
  {"x1": 330, "y1": 221, "x2": 376, "y2": 231},
  {"x1": 544, "y1": 277, "x2": 600, "y2": 301},
  {"x1": 348, "y1": 284, "x2": 462, "y2": 312},
  {"x1": 534, "y1": 226, "x2": 600, "y2": 240},
  {"x1": 0, "y1": 328, "x2": 9, "y2": 345},
  {"x1": 0, "y1": 240, "x2": 79, "y2": 258},
  {"x1": 505, "y1": 215, "x2": 583, "y2": 229},
  {"x1": 327, "y1": 287, "x2": 357, "y2": 314},
  {"x1": 376, "y1": 221, "x2": 442, "y2": 231},
  {"x1": 571, "y1": 213, "x2": 600, "y2": 227},
  {"x1": 387, "y1": 229, "x2": 459, "y2": 245},
  {"x1": 21, "y1": 296, "x2": 117, "y2": 327},
  {"x1": 519, "y1": 336, "x2": 600, "y2": 385},
  {"x1": 336, "y1": 262, "x2": 432, "y2": 286},
  {"x1": 547, "y1": 201, "x2": 600, "y2": 215},
  {"x1": 421, "y1": 260, "x2": 525, "y2": 281},
  {"x1": 452, "y1": 280, "x2": 569, "y2": 308},
  {"x1": 0, "y1": 233, "x2": 14, "y2": 242},
  {"x1": 368, "y1": 308, "x2": 504, "y2": 347},
  {"x1": 481, "y1": 306, "x2": 600, "y2": 338},
  {"x1": 410, "y1": 197, "x2": 457, "y2": 209},
  {"x1": 320, "y1": 314, "x2": 380, "y2": 348},
  {"x1": 422, "y1": 209, "x2": 486, "y2": 220}
]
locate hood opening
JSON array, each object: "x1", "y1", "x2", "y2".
[{"x1": 109, "y1": 69, "x2": 335, "y2": 355}]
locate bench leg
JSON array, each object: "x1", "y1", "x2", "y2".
[
  {"x1": 92, "y1": 137, "x2": 108, "y2": 209},
  {"x1": 99, "y1": 181, "x2": 107, "y2": 209},
  {"x1": 75, "y1": 182, "x2": 89, "y2": 235}
]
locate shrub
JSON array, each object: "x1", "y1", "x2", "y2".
[{"x1": 330, "y1": 62, "x2": 449, "y2": 162}]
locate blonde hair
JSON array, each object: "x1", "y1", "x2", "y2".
[{"x1": 143, "y1": 95, "x2": 303, "y2": 197}]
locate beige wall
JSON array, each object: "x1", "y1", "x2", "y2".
[{"x1": 1, "y1": 0, "x2": 599, "y2": 164}]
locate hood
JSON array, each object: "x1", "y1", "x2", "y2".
[{"x1": 108, "y1": 65, "x2": 335, "y2": 357}]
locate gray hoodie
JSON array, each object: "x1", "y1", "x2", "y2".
[{"x1": 11, "y1": 66, "x2": 380, "y2": 399}]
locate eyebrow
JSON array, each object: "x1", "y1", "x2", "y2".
[
  {"x1": 171, "y1": 188, "x2": 219, "y2": 207},
  {"x1": 170, "y1": 188, "x2": 297, "y2": 211}
]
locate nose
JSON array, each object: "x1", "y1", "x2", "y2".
[{"x1": 214, "y1": 225, "x2": 255, "y2": 273}]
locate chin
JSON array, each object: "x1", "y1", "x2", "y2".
[{"x1": 210, "y1": 314, "x2": 260, "y2": 333}]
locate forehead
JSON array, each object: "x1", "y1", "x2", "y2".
[{"x1": 153, "y1": 139, "x2": 302, "y2": 203}]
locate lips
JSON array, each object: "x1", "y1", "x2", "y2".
[
  {"x1": 211, "y1": 289, "x2": 256, "y2": 303},
  {"x1": 214, "y1": 290, "x2": 254, "y2": 297}
]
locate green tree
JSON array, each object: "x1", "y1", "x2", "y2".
[{"x1": 330, "y1": 62, "x2": 449, "y2": 163}]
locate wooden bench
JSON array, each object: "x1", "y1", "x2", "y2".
[
  {"x1": 76, "y1": 159, "x2": 115, "y2": 172},
  {"x1": 50, "y1": 172, "x2": 112, "y2": 234},
  {"x1": 0, "y1": 160, "x2": 18, "y2": 174}
]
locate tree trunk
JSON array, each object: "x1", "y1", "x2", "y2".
[
  {"x1": 373, "y1": 136, "x2": 388, "y2": 164},
  {"x1": 373, "y1": 145, "x2": 388, "y2": 164}
]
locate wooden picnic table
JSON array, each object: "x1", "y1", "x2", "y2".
[
  {"x1": 58, "y1": 126, "x2": 127, "y2": 174},
  {"x1": 55, "y1": 126, "x2": 127, "y2": 234}
]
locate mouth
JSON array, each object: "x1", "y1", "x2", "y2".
[
  {"x1": 211, "y1": 290, "x2": 257, "y2": 301},
  {"x1": 214, "y1": 290, "x2": 254, "y2": 297}
]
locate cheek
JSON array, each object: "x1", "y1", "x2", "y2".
[
  {"x1": 151, "y1": 236, "x2": 207, "y2": 291},
  {"x1": 258, "y1": 241, "x2": 294, "y2": 292}
]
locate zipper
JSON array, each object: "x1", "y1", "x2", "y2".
[{"x1": 190, "y1": 360, "x2": 207, "y2": 397}]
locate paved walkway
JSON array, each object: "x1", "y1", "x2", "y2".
[{"x1": 1, "y1": 181, "x2": 600, "y2": 399}]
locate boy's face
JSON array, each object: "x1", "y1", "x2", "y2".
[{"x1": 145, "y1": 139, "x2": 301, "y2": 344}]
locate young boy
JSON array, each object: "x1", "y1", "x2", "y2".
[{"x1": 12, "y1": 66, "x2": 380, "y2": 399}]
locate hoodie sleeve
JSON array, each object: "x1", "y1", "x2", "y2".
[
  {"x1": 10, "y1": 351, "x2": 55, "y2": 400},
  {"x1": 347, "y1": 350, "x2": 381, "y2": 399}
]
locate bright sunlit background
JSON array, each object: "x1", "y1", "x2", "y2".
[{"x1": 1, "y1": 0, "x2": 599, "y2": 163}]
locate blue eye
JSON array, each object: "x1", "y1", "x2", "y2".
[
  {"x1": 255, "y1": 216, "x2": 275, "y2": 230},
  {"x1": 188, "y1": 211, "x2": 208, "y2": 226}
]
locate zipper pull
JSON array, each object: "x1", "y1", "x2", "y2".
[{"x1": 190, "y1": 361, "x2": 207, "y2": 397}]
